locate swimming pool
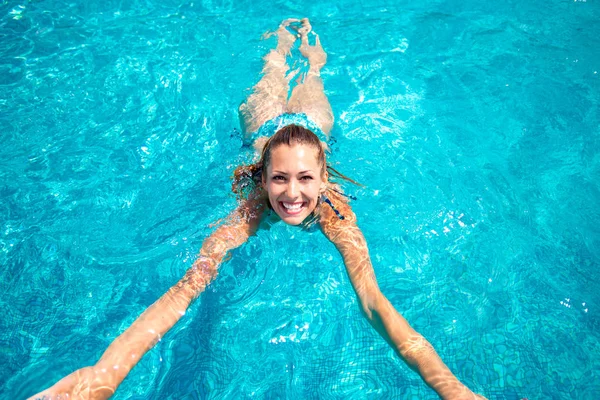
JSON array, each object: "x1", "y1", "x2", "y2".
[{"x1": 1, "y1": 0, "x2": 599, "y2": 398}]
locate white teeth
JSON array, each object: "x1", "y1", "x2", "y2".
[{"x1": 282, "y1": 202, "x2": 303, "y2": 210}]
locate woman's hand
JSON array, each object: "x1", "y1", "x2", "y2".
[
  {"x1": 30, "y1": 200, "x2": 265, "y2": 399},
  {"x1": 319, "y1": 194, "x2": 487, "y2": 400},
  {"x1": 29, "y1": 366, "x2": 115, "y2": 400},
  {"x1": 452, "y1": 391, "x2": 487, "y2": 400}
]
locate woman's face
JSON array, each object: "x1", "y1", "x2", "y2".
[{"x1": 263, "y1": 143, "x2": 326, "y2": 225}]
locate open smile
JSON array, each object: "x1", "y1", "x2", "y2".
[{"x1": 279, "y1": 201, "x2": 307, "y2": 216}]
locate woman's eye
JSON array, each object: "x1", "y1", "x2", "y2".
[
  {"x1": 301, "y1": 176, "x2": 313, "y2": 181},
  {"x1": 272, "y1": 175, "x2": 285, "y2": 181}
]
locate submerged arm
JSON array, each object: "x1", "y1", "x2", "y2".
[
  {"x1": 319, "y1": 192, "x2": 483, "y2": 400},
  {"x1": 31, "y1": 200, "x2": 265, "y2": 400}
]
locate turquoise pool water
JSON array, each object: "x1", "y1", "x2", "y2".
[{"x1": 1, "y1": 0, "x2": 599, "y2": 398}]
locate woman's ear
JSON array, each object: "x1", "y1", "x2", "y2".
[{"x1": 320, "y1": 171, "x2": 328, "y2": 193}]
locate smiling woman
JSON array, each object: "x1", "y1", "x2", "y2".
[
  {"x1": 263, "y1": 132, "x2": 326, "y2": 225},
  {"x1": 30, "y1": 18, "x2": 486, "y2": 400}
]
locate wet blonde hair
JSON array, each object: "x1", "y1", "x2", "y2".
[{"x1": 232, "y1": 125, "x2": 360, "y2": 200}]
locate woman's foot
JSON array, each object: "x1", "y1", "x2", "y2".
[
  {"x1": 298, "y1": 23, "x2": 327, "y2": 73},
  {"x1": 295, "y1": 17, "x2": 312, "y2": 37},
  {"x1": 263, "y1": 18, "x2": 301, "y2": 56}
]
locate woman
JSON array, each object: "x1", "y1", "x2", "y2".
[{"x1": 31, "y1": 19, "x2": 485, "y2": 400}]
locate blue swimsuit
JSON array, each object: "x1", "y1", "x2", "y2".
[{"x1": 245, "y1": 112, "x2": 328, "y2": 145}]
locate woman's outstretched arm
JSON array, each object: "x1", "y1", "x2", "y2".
[
  {"x1": 319, "y1": 191, "x2": 484, "y2": 400},
  {"x1": 30, "y1": 199, "x2": 266, "y2": 400}
]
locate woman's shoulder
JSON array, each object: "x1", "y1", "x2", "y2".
[
  {"x1": 319, "y1": 188, "x2": 358, "y2": 241},
  {"x1": 232, "y1": 163, "x2": 263, "y2": 199}
]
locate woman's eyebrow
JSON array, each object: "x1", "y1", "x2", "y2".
[{"x1": 272, "y1": 170, "x2": 314, "y2": 174}]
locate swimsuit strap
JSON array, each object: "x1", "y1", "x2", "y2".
[{"x1": 321, "y1": 194, "x2": 345, "y2": 220}]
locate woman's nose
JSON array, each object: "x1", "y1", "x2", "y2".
[{"x1": 285, "y1": 180, "x2": 299, "y2": 198}]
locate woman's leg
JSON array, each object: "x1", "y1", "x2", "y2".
[
  {"x1": 239, "y1": 19, "x2": 299, "y2": 137},
  {"x1": 286, "y1": 24, "x2": 334, "y2": 137}
]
